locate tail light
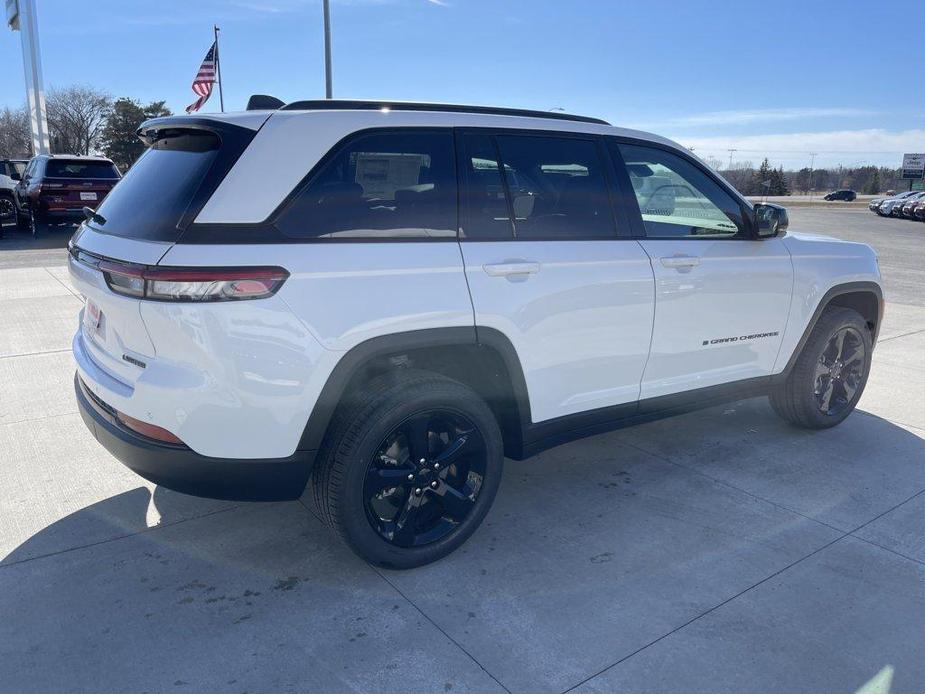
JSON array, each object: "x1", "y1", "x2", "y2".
[{"x1": 97, "y1": 259, "x2": 289, "y2": 302}]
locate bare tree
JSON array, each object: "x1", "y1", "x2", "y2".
[
  {"x1": 0, "y1": 106, "x2": 32, "y2": 159},
  {"x1": 46, "y1": 85, "x2": 112, "y2": 155}
]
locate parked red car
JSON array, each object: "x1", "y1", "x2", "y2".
[{"x1": 13, "y1": 155, "x2": 121, "y2": 237}]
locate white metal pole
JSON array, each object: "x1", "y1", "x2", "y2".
[{"x1": 16, "y1": 0, "x2": 50, "y2": 154}]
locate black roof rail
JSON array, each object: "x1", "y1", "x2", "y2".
[{"x1": 279, "y1": 99, "x2": 610, "y2": 126}]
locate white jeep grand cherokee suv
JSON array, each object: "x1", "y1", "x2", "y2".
[{"x1": 70, "y1": 100, "x2": 883, "y2": 568}]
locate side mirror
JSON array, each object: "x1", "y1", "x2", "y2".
[
  {"x1": 9, "y1": 172, "x2": 20, "y2": 181},
  {"x1": 753, "y1": 203, "x2": 788, "y2": 238}
]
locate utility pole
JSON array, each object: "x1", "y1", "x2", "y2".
[
  {"x1": 727, "y1": 148, "x2": 738, "y2": 171},
  {"x1": 322, "y1": 0, "x2": 333, "y2": 99},
  {"x1": 7, "y1": 0, "x2": 50, "y2": 155},
  {"x1": 808, "y1": 152, "x2": 818, "y2": 201}
]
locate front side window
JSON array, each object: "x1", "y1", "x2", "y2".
[
  {"x1": 276, "y1": 129, "x2": 457, "y2": 239},
  {"x1": 618, "y1": 143, "x2": 745, "y2": 238}
]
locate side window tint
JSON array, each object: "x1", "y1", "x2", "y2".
[
  {"x1": 495, "y1": 135, "x2": 616, "y2": 240},
  {"x1": 618, "y1": 144, "x2": 745, "y2": 238},
  {"x1": 458, "y1": 132, "x2": 513, "y2": 240},
  {"x1": 276, "y1": 129, "x2": 457, "y2": 239}
]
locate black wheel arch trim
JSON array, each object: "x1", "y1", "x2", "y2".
[
  {"x1": 778, "y1": 281, "x2": 883, "y2": 376},
  {"x1": 296, "y1": 326, "x2": 534, "y2": 455}
]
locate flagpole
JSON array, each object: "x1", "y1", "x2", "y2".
[
  {"x1": 322, "y1": 0, "x2": 332, "y2": 99},
  {"x1": 213, "y1": 24, "x2": 225, "y2": 112}
]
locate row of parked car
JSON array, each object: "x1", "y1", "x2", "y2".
[
  {"x1": 868, "y1": 189, "x2": 925, "y2": 220},
  {"x1": 0, "y1": 154, "x2": 121, "y2": 239}
]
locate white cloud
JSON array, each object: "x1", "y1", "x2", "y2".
[
  {"x1": 675, "y1": 128, "x2": 925, "y2": 168},
  {"x1": 638, "y1": 107, "x2": 875, "y2": 129}
]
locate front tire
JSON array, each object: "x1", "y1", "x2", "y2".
[
  {"x1": 770, "y1": 307, "x2": 872, "y2": 429},
  {"x1": 311, "y1": 370, "x2": 504, "y2": 569}
]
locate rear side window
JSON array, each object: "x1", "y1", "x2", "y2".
[
  {"x1": 458, "y1": 132, "x2": 513, "y2": 239},
  {"x1": 90, "y1": 130, "x2": 222, "y2": 242},
  {"x1": 495, "y1": 134, "x2": 616, "y2": 240},
  {"x1": 275, "y1": 129, "x2": 457, "y2": 239},
  {"x1": 617, "y1": 143, "x2": 745, "y2": 239},
  {"x1": 458, "y1": 132, "x2": 617, "y2": 241},
  {"x1": 45, "y1": 160, "x2": 120, "y2": 179}
]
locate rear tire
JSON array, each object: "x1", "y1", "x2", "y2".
[
  {"x1": 0, "y1": 193, "x2": 14, "y2": 221},
  {"x1": 770, "y1": 307, "x2": 872, "y2": 429},
  {"x1": 29, "y1": 209, "x2": 45, "y2": 239},
  {"x1": 311, "y1": 370, "x2": 504, "y2": 569}
]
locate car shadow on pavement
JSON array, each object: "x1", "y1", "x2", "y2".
[
  {"x1": 2, "y1": 403, "x2": 924, "y2": 692},
  {"x1": 0, "y1": 223, "x2": 76, "y2": 249}
]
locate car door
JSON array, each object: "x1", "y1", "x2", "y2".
[
  {"x1": 610, "y1": 140, "x2": 793, "y2": 401},
  {"x1": 457, "y1": 129, "x2": 655, "y2": 423}
]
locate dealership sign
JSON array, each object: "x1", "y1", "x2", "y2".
[{"x1": 901, "y1": 153, "x2": 925, "y2": 180}]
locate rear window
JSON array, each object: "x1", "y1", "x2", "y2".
[
  {"x1": 89, "y1": 130, "x2": 221, "y2": 242},
  {"x1": 46, "y1": 159, "x2": 120, "y2": 179}
]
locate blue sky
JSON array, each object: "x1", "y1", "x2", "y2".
[{"x1": 1, "y1": 0, "x2": 922, "y2": 168}]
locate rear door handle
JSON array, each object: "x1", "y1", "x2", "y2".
[
  {"x1": 482, "y1": 261, "x2": 541, "y2": 277},
  {"x1": 659, "y1": 255, "x2": 700, "y2": 269}
]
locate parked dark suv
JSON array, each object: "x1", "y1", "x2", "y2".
[
  {"x1": 13, "y1": 154, "x2": 121, "y2": 237},
  {"x1": 824, "y1": 189, "x2": 857, "y2": 201}
]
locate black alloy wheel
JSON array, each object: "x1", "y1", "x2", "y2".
[
  {"x1": 0, "y1": 196, "x2": 14, "y2": 220},
  {"x1": 813, "y1": 326, "x2": 866, "y2": 417},
  {"x1": 364, "y1": 410, "x2": 486, "y2": 548},
  {"x1": 312, "y1": 370, "x2": 504, "y2": 568}
]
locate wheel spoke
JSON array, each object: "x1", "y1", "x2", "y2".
[
  {"x1": 433, "y1": 430, "x2": 473, "y2": 469},
  {"x1": 366, "y1": 465, "x2": 414, "y2": 494},
  {"x1": 814, "y1": 359, "x2": 830, "y2": 380},
  {"x1": 434, "y1": 482, "x2": 475, "y2": 521},
  {"x1": 833, "y1": 329, "x2": 847, "y2": 360},
  {"x1": 817, "y1": 376, "x2": 835, "y2": 413},
  {"x1": 389, "y1": 493, "x2": 424, "y2": 546},
  {"x1": 840, "y1": 375, "x2": 859, "y2": 402},
  {"x1": 403, "y1": 414, "x2": 432, "y2": 466}
]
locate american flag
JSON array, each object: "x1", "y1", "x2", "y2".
[{"x1": 185, "y1": 41, "x2": 217, "y2": 113}]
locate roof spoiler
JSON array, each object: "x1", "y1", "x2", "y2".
[{"x1": 246, "y1": 94, "x2": 285, "y2": 111}]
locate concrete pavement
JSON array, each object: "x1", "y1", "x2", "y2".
[{"x1": 2, "y1": 208, "x2": 924, "y2": 693}]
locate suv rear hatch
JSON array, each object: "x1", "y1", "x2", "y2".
[
  {"x1": 68, "y1": 114, "x2": 269, "y2": 388},
  {"x1": 40, "y1": 159, "x2": 120, "y2": 212}
]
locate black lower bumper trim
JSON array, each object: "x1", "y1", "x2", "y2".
[{"x1": 75, "y1": 373, "x2": 314, "y2": 501}]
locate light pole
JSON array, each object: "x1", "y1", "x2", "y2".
[
  {"x1": 727, "y1": 148, "x2": 738, "y2": 172},
  {"x1": 6, "y1": 0, "x2": 50, "y2": 155},
  {"x1": 322, "y1": 0, "x2": 333, "y2": 99},
  {"x1": 808, "y1": 152, "x2": 818, "y2": 201}
]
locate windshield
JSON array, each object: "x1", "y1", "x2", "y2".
[
  {"x1": 45, "y1": 159, "x2": 120, "y2": 179},
  {"x1": 90, "y1": 130, "x2": 220, "y2": 241}
]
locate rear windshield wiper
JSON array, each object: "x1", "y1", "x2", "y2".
[{"x1": 83, "y1": 206, "x2": 107, "y2": 226}]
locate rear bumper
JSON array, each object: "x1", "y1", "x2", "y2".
[
  {"x1": 75, "y1": 373, "x2": 315, "y2": 501},
  {"x1": 43, "y1": 208, "x2": 87, "y2": 221}
]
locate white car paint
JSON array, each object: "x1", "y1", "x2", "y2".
[{"x1": 68, "y1": 106, "x2": 882, "y2": 461}]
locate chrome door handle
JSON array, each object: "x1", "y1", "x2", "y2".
[
  {"x1": 482, "y1": 261, "x2": 541, "y2": 277},
  {"x1": 660, "y1": 255, "x2": 700, "y2": 269}
]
